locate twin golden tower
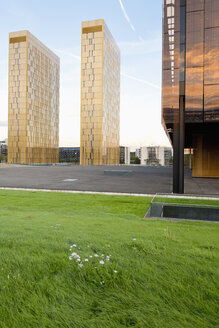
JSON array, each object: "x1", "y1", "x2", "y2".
[{"x1": 8, "y1": 20, "x2": 120, "y2": 165}]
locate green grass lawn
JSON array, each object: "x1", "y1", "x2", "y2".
[
  {"x1": 0, "y1": 190, "x2": 218, "y2": 328},
  {"x1": 153, "y1": 196, "x2": 219, "y2": 207}
]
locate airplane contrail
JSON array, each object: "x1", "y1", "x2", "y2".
[{"x1": 118, "y1": 0, "x2": 136, "y2": 32}]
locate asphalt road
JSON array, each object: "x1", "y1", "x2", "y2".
[{"x1": 0, "y1": 165, "x2": 219, "y2": 196}]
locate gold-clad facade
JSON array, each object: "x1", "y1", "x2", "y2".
[
  {"x1": 8, "y1": 30, "x2": 59, "y2": 164},
  {"x1": 80, "y1": 20, "x2": 120, "y2": 165}
]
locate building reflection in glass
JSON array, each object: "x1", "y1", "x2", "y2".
[{"x1": 162, "y1": 0, "x2": 219, "y2": 178}]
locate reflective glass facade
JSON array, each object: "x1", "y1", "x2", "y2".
[
  {"x1": 162, "y1": 0, "x2": 219, "y2": 177},
  {"x1": 163, "y1": 0, "x2": 219, "y2": 123},
  {"x1": 80, "y1": 20, "x2": 120, "y2": 165},
  {"x1": 8, "y1": 31, "x2": 60, "y2": 164}
]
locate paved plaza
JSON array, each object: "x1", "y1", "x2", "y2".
[{"x1": 0, "y1": 164, "x2": 219, "y2": 196}]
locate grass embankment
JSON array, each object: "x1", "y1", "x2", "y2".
[{"x1": 0, "y1": 190, "x2": 218, "y2": 328}]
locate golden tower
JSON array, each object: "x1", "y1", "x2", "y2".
[
  {"x1": 80, "y1": 20, "x2": 120, "y2": 165},
  {"x1": 8, "y1": 30, "x2": 60, "y2": 164}
]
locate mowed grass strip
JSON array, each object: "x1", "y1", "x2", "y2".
[
  {"x1": 0, "y1": 190, "x2": 218, "y2": 328},
  {"x1": 154, "y1": 196, "x2": 219, "y2": 207}
]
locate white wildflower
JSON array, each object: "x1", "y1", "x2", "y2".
[
  {"x1": 71, "y1": 253, "x2": 80, "y2": 261},
  {"x1": 99, "y1": 260, "x2": 104, "y2": 265},
  {"x1": 100, "y1": 281, "x2": 104, "y2": 285},
  {"x1": 114, "y1": 270, "x2": 118, "y2": 273},
  {"x1": 71, "y1": 252, "x2": 78, "y2": 257},
  {"x1": 78, "y1": 263, "x2": 83, "y2": 268},
  {"x1": 94, "y1": 254, "x2": 99, "y2": 257},
  {"x1": 84, "y1": 259, "x2": 89, "y2": 262},
  {"x1": 89, "y1": 255, "x2": 93, "y2": 258},
  {"x1": 101, "y1": 254, "x2": 104, "y2": 258},
  {"x1": 133, "y1": 238, "x2": 136, "y2": 241},
  {"x1": 106, "y1": 256, "x2": 110, "y2": 261}
]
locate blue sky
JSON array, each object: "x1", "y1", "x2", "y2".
[{"x1": 0, "y1": 0, "x2": 170, "y2": 147}]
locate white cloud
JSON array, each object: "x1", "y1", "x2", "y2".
[
  {"x1": 119, "y1": 38, "x2": 161, "y2": 56},
  {"x1": 0, "y1": 60, "x2": 7, "y2": 65},
  {"x1": 54, "y1": 47, "x2": 161, "y2": 90},
  {"x1": 121, "y1": 72, "x2": 161, "y2": 90},
  {"x1": 0, "y1": 121, "x2": 7, "y2": 127},
  {"x1": 53, "y1": 48, "x2": 81, "y2": 62},
  {"x1": 119, "y1": 89, "x2": 170, "y2": 147},
  {"x1": 0, "y1": 74, "x2": 8, "y2": 137}
]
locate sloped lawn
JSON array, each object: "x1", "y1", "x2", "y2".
[{"x1": 0, "y1": 190, "x2": 218, "y2": 328}]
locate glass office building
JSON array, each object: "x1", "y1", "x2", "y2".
[
  {"x1": 162, "y1": 0, "x2": 219, "y2": 183},
  {"x1": 8, "y1": 31, "x2": 60, "y2": 164},
  {"x1": 80, "y1": 20, "x2": 120, "y2": 165}
]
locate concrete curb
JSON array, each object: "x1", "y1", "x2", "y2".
[
  {"x1": 0, "y1": 187, "x2": 154, "y2": 198},
  {"x1": 0, "y1": 187, "x2": 219, "y2": 200},
  {"x1": 145, "y1": 217, "x2": 219, "y2": 223}
]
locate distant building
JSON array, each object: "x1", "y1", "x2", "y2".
[
  {"x1": 0, "y1": 140, "x2": 7, "y2": 157},
  {"x1": 8, "y1": 30, "x2": 60, "y2": 164},
  {"x1": 120, "y1": 147, "x2": 125, "y2": 164},
  {"x1": 59, "y1": 147, "x2": 80, "y2": 163},
  {"x1": 135, "y1": 148, "x2": 141, "y2": 160},
  {"x1": 0, "y1": 139, "x2": 7, "y2": 145},
  {"x1": 80, "y1": 19, "x2": 120, "y2": 165},
  {"x1": 140, "y1": 146, "x2": 172, "y2": 166},
  {"x1": 120, "y1": 146, "x2": 130, "y2": 164},
  {"x1": 125, "y1": 147, "x2": 130, "y2": 165}
]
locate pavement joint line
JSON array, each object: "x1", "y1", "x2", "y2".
[{"x1": 0, "y1": 187, "x2": 219, "y2": 200}]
